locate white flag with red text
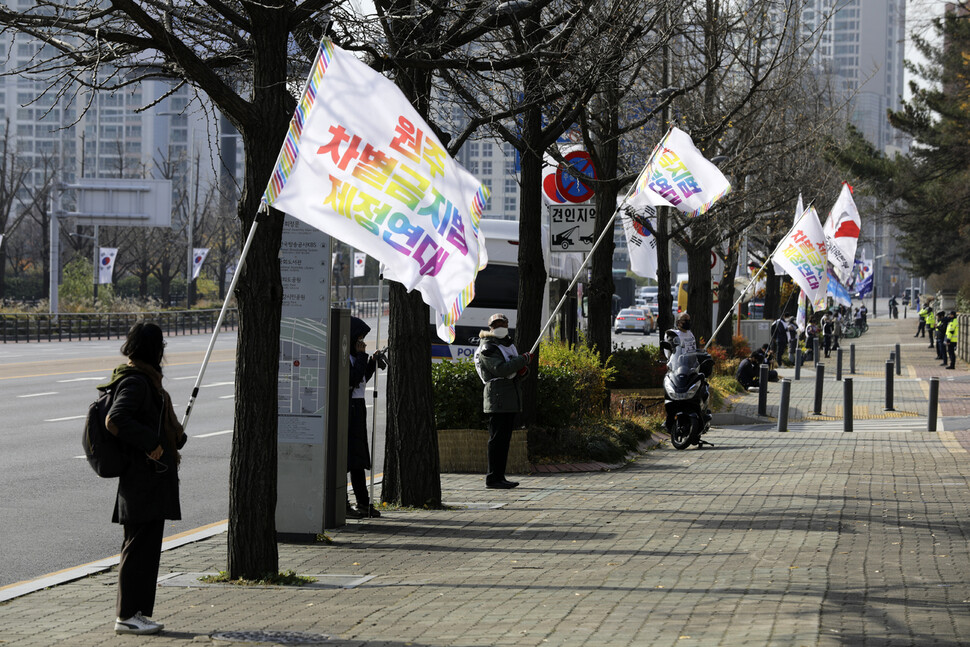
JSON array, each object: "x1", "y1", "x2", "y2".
[
  {"x1": 823, "y1": 183, "x2": 861, "y2": 284},
  {"x1": 261, "y1": 40, "x2": 489, "y2": 342}
]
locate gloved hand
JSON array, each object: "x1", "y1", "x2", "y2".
[
  {"x1": 521, "y1": 352, "x2": 533, "y2": 364},
  {"x1": 516, "y1": 365, "x2": 530, "y2": 378}
]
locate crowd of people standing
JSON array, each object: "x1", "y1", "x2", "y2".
[{"x1": 916, "y1": 301, "x2": 959, "y2": 370}]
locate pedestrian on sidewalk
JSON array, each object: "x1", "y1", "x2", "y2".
[
  {"x1": 101, "y1": 322, "x2": 187, "y2": 636},
  {"x1": 474, "y1": 313, "x2": 532, "y2": 489},
  {"x1": 786, "y1": 316, "x2": 798, "y2": 365},
  {"x1": 926, "y1": 306, "x2": 937, "y2": 348},
  {"x1": 822, "y1": 312, "x2": 835, "y2": 358},
  {"x1": 346, "y1": 317, "x2": 386, "y2": 519},
  {"x1": 936, "y1": 311, "x2": 949, "y2": 360},
  {"x1": 945, "y1": 311, "x2": 959, "y2": 370},
  {"x1": 804, "y1": 319, "x2": 817, "y2": 362},
  {"x1": 771, "y1": 314, "x2": 789, "y2": 365},
  {"x1": 916, "y1": 304, "x2": 928, "y2": 337}
]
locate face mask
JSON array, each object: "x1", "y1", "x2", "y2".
[
  {"x1": 492, "y1": 327, "x2": 509, "y2": 339},
  {"x1": 680, "y1": 322, "x2": 691, "y2": 331}
]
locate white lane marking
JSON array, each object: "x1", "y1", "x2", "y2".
[
  {"x1": 56, "y1": 377, "x2": 106, "y2": 383},
  {"x1": 201, "y1": 382, "x2": 234, "y2": 388},
  {"x1": 218, "y1": 395, "x2": 234, "y2": 399},
  {"x1": 172, "y1": 376, "x2": 198, "y2": 381},
  {"x1": 45, "y1": 415, "x2": 85, "y2": 422},
  {"x1": 18, "y1": 392, "x2": 58, "y2": 398},
  {"x1": 194, "y1": 430, "x2": 232, "y2": 438}
]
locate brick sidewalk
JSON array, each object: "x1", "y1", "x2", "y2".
[{"x1": 2, "y1": 314, "x2": 969, "y2": 646}]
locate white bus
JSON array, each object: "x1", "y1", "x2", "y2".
[{"x1": 431, "y1": 218, "x2": 550, "y2": 361}]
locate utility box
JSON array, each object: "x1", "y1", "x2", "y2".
[{"x1": 739, "y1": 319, "x2": 772, "y2": 353}]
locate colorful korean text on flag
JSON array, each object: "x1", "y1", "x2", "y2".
[
  {"x1": 628, "y1": 127, "x2": 732, "y2": 217},
  {"x1": 352, "y1": 252, "x2": 367, "y2": 278},
  {"x1": 98, "y1": 248, "x2": 118, "y2": 285},
  {"x1": 191, "y1": 248, "x2": 209, "y2": 281},
  {"x1": 823, "y1": 183, "x2": 861, "y2": 283},
  {"x1": 620, "y1": 204, "x2": 659, "y2": 279},
  {"x1": 261, "y1": 40, "x2": 489, "y2": 342},
  {"x1": 771, "y1": 206, "x2": 828, "y2": 309},
  {"x1": 826, "y1": 269, "x2": 853, "y2": 307}
]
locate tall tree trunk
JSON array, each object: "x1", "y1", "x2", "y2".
[
  {"x1": 515, "y1": 14, "x2": 548, "y2": 427},
  {"x1": 685, "y1": 242, "x2": 714, "y2": 345},
  {"x1": 225, "y1": 4, "x2": 291, "y2": 579},
  {"x1": 382, "y1": 284, "x2": 441, "y2": 507},
  {"x1": 655, "y1": 208, "x2": 673, "y2": 333},
  {"x1": 715, "y1": 236, "x2": 740, "y2": 349}
]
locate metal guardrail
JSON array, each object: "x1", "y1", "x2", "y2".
[{"x1": 0, "y1": 309, "x2": 239, "y2": 343}]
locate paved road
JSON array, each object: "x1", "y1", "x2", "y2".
[{"x1": 0, "y1": 324, "x2": 389, "y2": 589}]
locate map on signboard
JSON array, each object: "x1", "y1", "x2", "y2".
[{"x1": 279, "y1": 318, "x2": 328, "y2": 415}]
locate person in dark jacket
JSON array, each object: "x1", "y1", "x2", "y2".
[
  {"x1": 474, "y1": 313, "x2": 532, "y2": 489},
  {"x1": 347, "y1": 316, "x2": 386, "y2": 518},
  {"x1": 735, "y1": 353, "x2": 762, "y2": 391},
  {"x1": 101, "y1": 322, "x2": 186, "y2": 635}
]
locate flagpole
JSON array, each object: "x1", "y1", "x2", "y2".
[
  {"x1": 705, "y1": 204, "x2": 816, "y2": 351},
  {"x1": 368, "y1": 272, "x2": 384, "y2": 512},
  {"x1": 529, "y1": 181, "x2": 644, "y2": 355},
  {"x1": 180, "y1": 209, "x2": 262, "y2": 432}
]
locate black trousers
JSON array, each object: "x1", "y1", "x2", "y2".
[
  {"x1": 916, "y1": 321, "x2": 925, "y2": 337},
  {"x1": 948, "y1": 341, "x2": 957, "y2": 368},
  {"x1": 117, "y1": 519, "x2": 164, "y2": 619},
  {"x1": 349, "y1": 468, "x2": 370, "y2": 508},
  {"x1": 486, "y1": 412, "x2": 516, "y2": 484}
]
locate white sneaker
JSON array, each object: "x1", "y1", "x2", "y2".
[{"x1": 115, "y1": 612, "x2": 163, "y2": 635}]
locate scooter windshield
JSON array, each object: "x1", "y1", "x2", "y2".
[{"x1": 668, "y1": 350, "x2": 699, "y2": 377}]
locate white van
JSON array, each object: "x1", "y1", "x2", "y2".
[{"x1": 430, "y1": 219, "x2": 549, "y2": 361}]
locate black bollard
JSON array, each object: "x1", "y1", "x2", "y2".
[
  {"x1": 844, "y1": 378, "x2": 853, "y2": 432},
  {"x1": 795, "y1": 349, "x2": 802, "y2": 381},
  {"x1": 850, "y1": 344, "x2": 856, "y2": 375},
  {"x1": 928, "y1": 377, "x2": 940, "y2": 432},
  {"x1": 895, "y1": 343, "x2": 901, "y2": 376},
  {"x1": 814, "y1": 363, "x2": 825, "y2": 415},
  {"x1": 885, "y1": 360, "x2": 895, "y2": 411},
  {"x1": 836, "y1": 347, "x2": 843, "y2": 381},
  {"x1": 758, "y1": 363, "x2": 769, "y2": 417},
  {"x1": 777, "y1": 379, "x2": 791, "y2": 432}
]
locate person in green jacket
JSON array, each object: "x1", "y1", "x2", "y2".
[
  {"x1": 946, "y1": 312, "x2": 959, "y2": 370},
  {"x1": 474, "y1": 312, "x2": 533, "y2": 489},
  {"x1": 925, "y1": 307, "x2": 936, "y2": 348}
]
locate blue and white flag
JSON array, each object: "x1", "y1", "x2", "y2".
[{"x1": 826, "y1": 269, "x2": 852, "y2": 307}]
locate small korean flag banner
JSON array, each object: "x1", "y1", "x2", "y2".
[
  {"x1": 98, "y1": 248, "x2": 118, "y2": 285},
  {"x1": 353, "y1": 252, "x2": 367, "y2": 278},
  {"x1": 192, "y1": 248, "x2": 210, "y2": 280}
]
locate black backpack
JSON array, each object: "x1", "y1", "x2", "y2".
[{"x1": 81, "y1": 386, "x2": 129, "y2": 478}]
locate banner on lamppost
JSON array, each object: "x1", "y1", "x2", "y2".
[
  {"x1": 191, "y1": 248, "x2": 210, "y2": 280},
  {"x1": 98, "y1": 248, "x2": 118, "y2": 284},
  {"x1": 352, "y1": 252, "x2": 366, "y2": 278}
]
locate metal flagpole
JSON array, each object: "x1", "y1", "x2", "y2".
[
  {"x1": 180, "y1": 209, "x2": 263, "y2": 432},
  {"x1": 704, "y1": 203, "x2": 815, "y2": 351},
  {"x1": 368, "y1": 272, "x2": 384, "y2": 512}
]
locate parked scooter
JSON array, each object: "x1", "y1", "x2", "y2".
[{"x1": 660, "y1": 330, "x2": 714, "y2": 450}]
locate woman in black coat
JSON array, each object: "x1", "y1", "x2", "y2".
[
  {"x1": 347, "y1": 317, "x2": 385, "y2": 518},
  {"x1": 101, "y1": 322, "x2": 186, "y2": 635}
]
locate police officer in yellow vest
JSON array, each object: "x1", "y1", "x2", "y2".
[
  {"x1": 916, "y1": 305, "x2": 928, "y2": 338},
  {"x1": 945, "y1": 311, "x2": 959, "y2": 370},
  {"x1": 925, "y1": 307, "x2": 936, "y2": 348}
]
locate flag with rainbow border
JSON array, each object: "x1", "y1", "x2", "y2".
[{"x1": 262, "y1": 39, "x2": 489, "y2": 343}]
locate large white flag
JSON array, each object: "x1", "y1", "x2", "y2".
[
  {"x1": 620, "y1": 204, "x2": 659, "y2": 279},
  {"x1": 771, "y1": 207, "x2": 828, "y2": 309},
  {"x1": 191, "y1": 248, "x2": 209, "y2": 281},
  {"x1": 628, "y1": 127, "x2": 732, "y2": 217},
  {"x1": 773, "y1": 194, "x2": 803, "y2": 277},
  {"x1": 98, "y1": 248, "x2": 118, "y2": 285},
  {"x1": 262, "y1": 40, "x2": 489, "y2": 342},
  {"x1": 823, "y1": 183, "x2": 861, "y2": 283}
]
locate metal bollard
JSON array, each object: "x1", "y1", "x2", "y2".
[
  {"x1": 844, "y1": 378, "x2": 853, "y2": 432},
  {"x1": 850, "y1": 344, "x2": 856, "y2": 375},
  {"x1": 758, "y1": 364, "x2": 769, "y2": 417},
  {"x1": 777, "y1": 379, "x2": 791, "y2": 432},
  {"x1": 813, "y1": 363, "x2": 825, "y2": 415},
  {"x1": 928, "y1": 377, "x2": 939, "y2": 432},
  {"x1": 795, "y1": 349, "x2": 802, "y2": 381},
  {"x1": 836, "y1": 347, "x2": 843, "y2": 381},
  {"x1": 895, "y1": 343, "x2": 901, "y2": 376},
  {"x1": 813, "y1": 337, "x2": 819, "y2": 368},
  {"x1": 885, "y1": 360, "x2": 895, "y2": 411}
]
